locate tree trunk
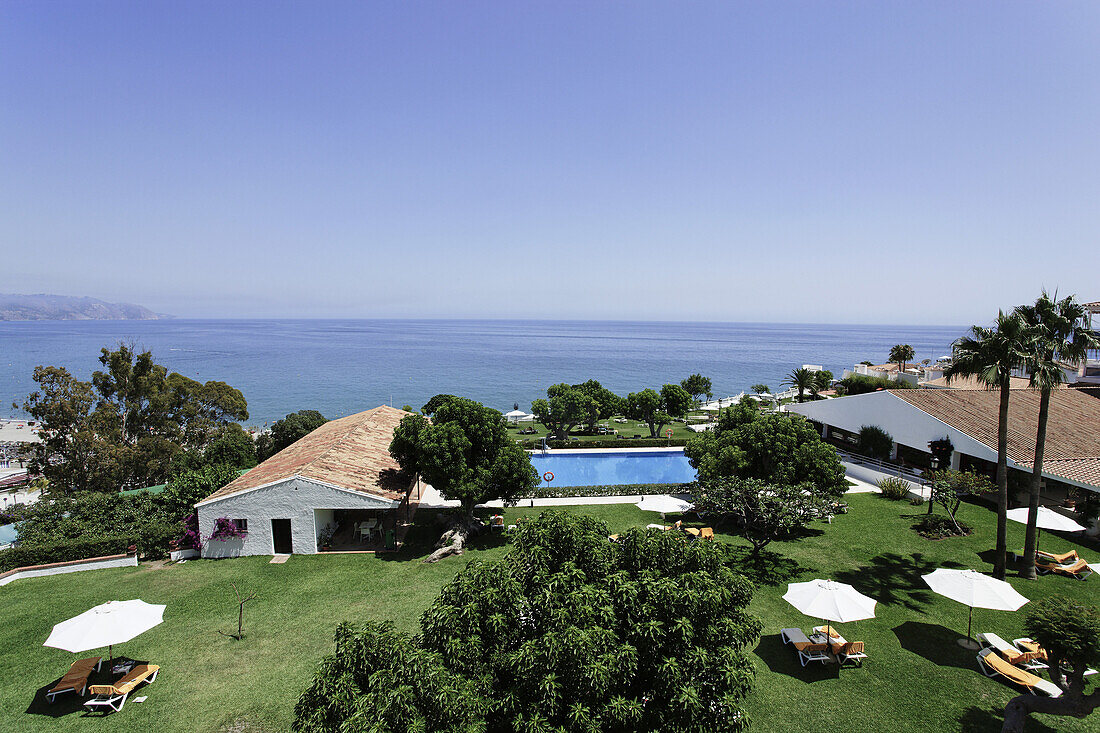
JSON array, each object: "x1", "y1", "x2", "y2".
[
  {"x1": 1020, "y1": 388, "x2": 1052, "y2": 580},
  {"x1": 1002, "y1": 690, "x2": 1100, "y2": 733},
  {"x1": 423, "y1": 514, "x2": 481, "y2": 563},
  {"x1": 993, "y1": 381, "x2": 1010, "y2": 579}
]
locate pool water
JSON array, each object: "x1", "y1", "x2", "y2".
[{"x1": 530, "y1": 450, "x2": 697, "y2": 488}]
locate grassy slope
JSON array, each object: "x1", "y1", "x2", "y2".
[{"x1": 2, "y1": 497, "x2": 1097, "y2": 732}]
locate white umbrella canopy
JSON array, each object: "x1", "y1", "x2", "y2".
[
  {"x1": 783, "y1": 579, "x2": 877, "y2": 624},
  {"x1": 44, "y1": 600, "x2": 165, "y2": 658},
  {"x1": 636, "y1": 495, "x2": 693, "y2": 518},
  {"x1": 1006, "y1": 506, "x2": 1086, "y2": 534},
  {"x1": 922, "y1": 568, "x2": 1028, "y2": 648}
]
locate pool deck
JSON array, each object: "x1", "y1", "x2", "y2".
[{"x1": 527, "y1": 446, "x2": 684, "y2": 455}]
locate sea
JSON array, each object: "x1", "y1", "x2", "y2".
[{"x1": 0, "y1": 319, "x2": 965, "y2": 426}]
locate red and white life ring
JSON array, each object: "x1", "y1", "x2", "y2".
[{"x1": 543, "y1": 471, "x2": 555, "y2": 482}]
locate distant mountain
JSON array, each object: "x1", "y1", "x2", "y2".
[{"x1": 0, "y1": 293, "x2": 168, "y2": 321}]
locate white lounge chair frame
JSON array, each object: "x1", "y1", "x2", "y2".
[
  {"x1": 46, "y1": 658, "x2": 103, "y2": 703},
  {"x1": 977, "y1": 632, "x2": 1048, "y2": 670},
  {"x1": 780, "y1": 628, "x2": 830, "y2": 666},
  {"x1": 976, "y1": 648, "x2": 1062, "y2": 698},
  {"x1": 83, "y1": 667, "x2": 158, "y2": 713}
]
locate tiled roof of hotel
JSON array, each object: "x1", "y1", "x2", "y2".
[
  {"x1": 920, "y1": 375, "x2": 1045, "y2": 391},
  {"x1": 891, "y1": 389, "x2": 1100, "y2": 485},
  {"x1": 201, "y1": 406, "x2": 415, "y2": 504}
]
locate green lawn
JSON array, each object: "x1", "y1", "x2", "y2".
[{"x1": 2, "y1": 497, "x2": 1097, "y2": 732}]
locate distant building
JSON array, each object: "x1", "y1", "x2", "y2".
[
  {"x1": 787, "y1": 388, "x2": 1100, "y2": 506},
  {"x1": 195, "y1": 406, "x2": 416, "y2": 557}
]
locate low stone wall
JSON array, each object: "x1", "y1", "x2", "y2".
[{"x1": 0, "y1": 553, "x2": 137, "y2": 587}]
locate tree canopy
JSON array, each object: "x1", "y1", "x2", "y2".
[
  {"x1": 19, "y1": 344, "x2": 249, "y2": 492},
  {"x1": 1002, "y1": 597, "x2": 1100, "y2": 732},
  {"x1": 389, "y1": 396, "x2": 538, "y2": 518},
  {"x1": 888, "y1": 344, "x2": 915, "y2": 372},
  {"x1": 782, "y1": 368, "x2": 813, "y2": 403},
  {"x1": 625, "y1": 384, "x2": 692, "y2": 437},
  {"x1": 684, "y1": 401, "x2": 847, "y2": 498},
  {"x1": 531, "y1": 380, "x2": 624, "y2": 440},
  {"x1": 680, "y1": 374, "x2": 713, "y2": 404},
  {"x1": 293, "y1": 511, "x2": 761, "y2": 733},
  {"x1": 693, "y1": 477, "x2": 826, "y2": 554}
]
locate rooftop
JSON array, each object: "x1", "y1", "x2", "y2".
[
  {"x1": 200, "y1": 406, "x2": 415, "y2": 504},
  {"x1": 890, "y1": 388, "x2": 1100, "y2": 487}
]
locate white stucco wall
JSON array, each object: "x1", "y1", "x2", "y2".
[
  {"x1": 0, "y1": 554, "x2": 137, "y2": 586},
  {"x1": 197, "y1": 476, "x2": 399, "y2": 557},
  {"x1": 787, "y1": 391, "x2": 999, "y2": 463}
]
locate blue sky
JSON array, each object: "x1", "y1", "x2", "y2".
[{"x1": 1, "y1": 2, "x2": 1098, "y2": 324}]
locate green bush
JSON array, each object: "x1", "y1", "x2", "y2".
[
  {"x1": 0, "y1": 534, "x2": 135, "y2": 573},
  {"x1": 878, "y1": 477, "x2": 911, "y2": 500},
  {"x1": 914, "y1": 514, "x2": 971, "y2": 539},
  {"x1": 839, "y1": 374, "x2": 914, "y2": 395},
  {"x1": 858, "y1": 425, "x2": 894, "y2": 461},
  {"x1": 522, "y1": 482, "x2": 692, "y2": 499}
]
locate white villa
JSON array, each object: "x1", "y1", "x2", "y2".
[{"x1": 195, "y1": 405, "x2": 416, "y2": 557}]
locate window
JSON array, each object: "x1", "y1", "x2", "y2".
[{"x1": 235, "y1": 518, "x2": 248, "y2": 532}]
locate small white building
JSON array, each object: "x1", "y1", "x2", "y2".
[{"x1": 195, "y1": 406, "x2": 416, "y2": 557}]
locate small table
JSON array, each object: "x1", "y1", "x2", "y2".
[{"x1": 111, "y1": 661, "x2": 134, "y2": 675}]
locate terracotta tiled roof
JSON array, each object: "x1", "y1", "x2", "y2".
[
  {"x1": 1017, "y1": 458, "x2": 1100, "y2": 487},
  {"x1": 200, "y1": 406, "x2": 415, "y2": 504},
  {"x1": 891, "y1": 389, "x2": 1100, "y2": 467}
]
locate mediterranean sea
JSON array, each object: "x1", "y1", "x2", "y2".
[{"x1": 1, "y1": 319, "x2": 965, "y2": 426}]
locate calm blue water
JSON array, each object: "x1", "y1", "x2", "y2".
[
  {"x1": 0, "y1": 319, "x2": 964, "y2": 425},
  {"x1": 531, "y1": 450, "x2": 697, "y2": 487},
  {"x1": 0, "y1": 524, "x2": 17, "y2": 545}
]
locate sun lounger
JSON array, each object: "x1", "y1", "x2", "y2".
[
  {"x1": 834, "y1": 641, "x2": 867, "y2": 666},
  {"x1": 84, "y1": 664, "x2": 159, "y2": 713},
  {"x1": 46, "y1": 657, "x2": 102, "y2": 702},
  {"x1": 780, "y1": 628, "x2": 830, "y2": 666},
  {"x1": 1014, "y1": 638, "x2": 1097, "y2": 676},
  {"x1": 645, "y1": 523, "x2": 670, "y2": 531},
  {"x1": 699, "y1": 527, "x2": 714, "y2": 540},
  {"x1": 976, "y1": 649, "x2": 1062, "y2": 697},
  {"x1": 977, "y1": 633, "x2": 1047, "y2": 670},
  {"x1": 1038, "y1": 558, "x2": 1093, "y2": 580},
  {"x1": 1037, "y1": 549, "x2": 1080, "y2": 564}
]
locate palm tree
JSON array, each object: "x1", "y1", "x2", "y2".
[
  {"x1": 1015, "y1": 292, "x2": 1099, "y2": 579},
  {"x1": 943, "y1": 311, "x2": 1027, "y2": 579},
  {"x1": 889, "y1": 344, "x2": 915, "y2": 373},
  {"x1": 783, "y1": 368, "x2": 814, "y2": 403}
]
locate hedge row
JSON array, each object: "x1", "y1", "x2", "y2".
[
  {"x1": 521, "y1": 483, "x2": 693, "y2": 499},
  {"x1": 0, "y1": 534, "x2": 135, "y2": 573},
  {"x1": 518, "y1": 438, "x2": 690, "y2": 450}
]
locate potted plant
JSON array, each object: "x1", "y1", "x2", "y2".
[
  {"x1": 318, "y1": 526, "x2": 335, "y2": 552},
  {"x1": 1063, "y1": 486, "x2": 1079, "y2": 509}
]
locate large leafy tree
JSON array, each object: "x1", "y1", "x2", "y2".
[
  {"x1": 782, "y1": 367, "x2": 814, "y2": 403},
  {"x1": 944, "y1": 311, "x2": 1027, "y2": 579},
  {"x1": 1001, "y1": 597, "x2": 1100, "y2": 732},
  {"x1": 293, "y1": 512, "x2": 761, "y2": 733},
  {"x1": 19, "y1": 345, "x2": 249, "y2": 492},
  {"x1": 680, "y1": 373, "x2": 713, "y2": 404},
  {"x1": 888, "y1": 344, "x2": 915, "y2": 373},
  {"x1": 693, "y1": 477, "x2": 826, "y2": 555},
  {"x1": 626, "y1": 384, "x2": 692, "y2": 437},
  {"x1": 808, "y1": 370, "x2": 834, "y2": 400},
  {"x1": 1015, "y1": 292, "x2": 1099, "y2": 579},
  {"x1": 256, "y1": 409, "x2": 328, "y2": 461},
  {"x1": 531, "y1": 380, "x2": 622, "y2": 439},
  {"x1": 684, "y1": 400, "x2": 847, "y2": 498},
  {"x1": 389, "y1": 396, "x2": 537, "y2": 521}
]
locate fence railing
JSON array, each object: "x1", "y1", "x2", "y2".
[{"x1": 836, "y1": 449, "x2": 927, "y2": 484}]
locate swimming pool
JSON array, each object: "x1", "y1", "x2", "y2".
[{"x1": 529, "y1": 450, "x2": 696, "y2": 488}]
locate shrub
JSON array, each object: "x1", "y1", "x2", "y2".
[
  {"x1": 914, "y1": 514, "x2": 971, "y2": 539},
  {"x1": 839, "y1": 374, "x2": 914, "y2": 395},
  {"x1": 0, "y1": 534, "x2": 135, "y2": 573},
  {"x1": 878, "y1": 477, "x2": 911, "y2": 500},
  {"x1": 209, "y1": 517, "x2": 248, "y2": 542},
  {"x1": 858, "y1": 425, "x2": 893, "y2": 461},
  {"x1": 909, "y1": 496, "x2": 926, "y2": 507}
]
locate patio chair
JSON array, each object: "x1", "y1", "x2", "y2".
[
  {"x1": 489, "y1": 515, "x2": 505, "y2": 532},
  {"x1": 976, "y1": 649, "x2": 1062, "y2": 697},
  {"x1": 699, "y1": 527, "x2": 714, "y2": 540},
  {"x1": 977, "y1": 633, "x2": 1047, "y2": 670},
  {"x1": 46, "y1": 656, "x2": 102, "y2": 703},
  {"x1": 780, "y1": 628, "x2": 830, "y2": 666},
  {"x1": 1037, "y1": 549, "x2": 1080, "y2": 564},
  {"x1": 84, "y1": 664, "x2": 159, "y2": 713}
]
